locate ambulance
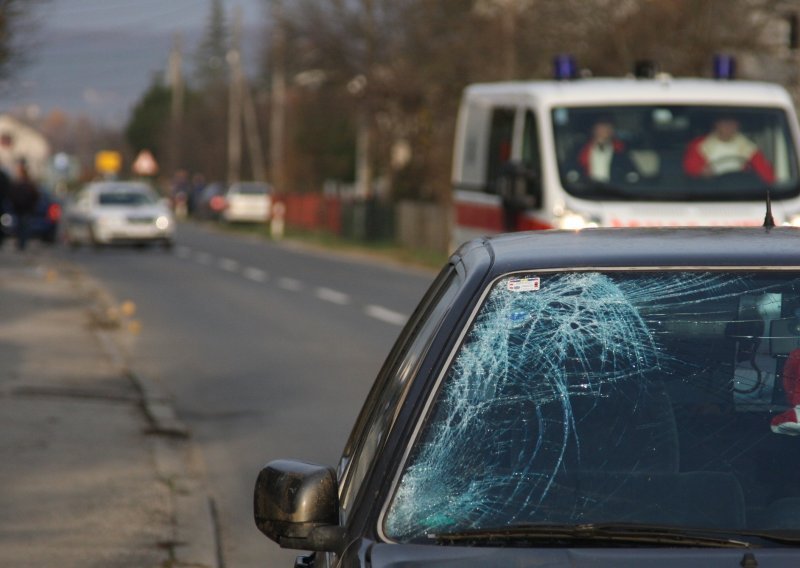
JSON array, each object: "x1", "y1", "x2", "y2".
[{"x1": 451, "y1": 57, "x2": 800, "y2": 245}]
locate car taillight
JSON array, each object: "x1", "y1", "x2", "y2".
[
  {"x1": 210, "y1": 195, "x2": 227, "y2": 211},
  {"x1": 47, "y1": 203, "x2": 62, "y2": 223}
]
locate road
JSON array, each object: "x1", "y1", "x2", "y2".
[{"x1": 56, "y1": 222, "x2": 436, "y2": 567}]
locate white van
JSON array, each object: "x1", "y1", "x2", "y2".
[{"x1": 451, "y1": 73, "x2": 800, "y2": 245}]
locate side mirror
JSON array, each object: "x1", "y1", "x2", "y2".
[
  {"x1": 254, "y1": 459, "x2": 344, "y2": 552},
  {"x1": 495, "y1": 161, "x2": 541, "y2": 210}
]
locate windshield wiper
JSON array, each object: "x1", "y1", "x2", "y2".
[{"x1": 429, "y1": 523, "x2": 776, "y2": 548}]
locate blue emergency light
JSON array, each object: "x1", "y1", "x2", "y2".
[
  {"x1": 713, "y1": 54, "x2": 736, "y2": 80},
  {"x1": 553, "y1": 54, "x2": 577, "y2": 81}
]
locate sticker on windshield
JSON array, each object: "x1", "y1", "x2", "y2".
[{"x1": 507, "y1": 276, "x2": 540, "y2": 292}]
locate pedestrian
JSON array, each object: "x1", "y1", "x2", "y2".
[
  {"x1": 9, "y1": 159, "x2": 40, "y2": 251},
  {"x1": 0, "y1": 166, "x2": 10, "y2": 249}
]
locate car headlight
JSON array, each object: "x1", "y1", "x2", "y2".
[
  {"x1": 555, "y1": 209, "x2": 600, "y2": 231},
  {"x1": 155, "y1": 215, "x2": 171, "y2": 230},
  {"x1": 784, "y1": 213, "x2": 800, "y2": 228}
]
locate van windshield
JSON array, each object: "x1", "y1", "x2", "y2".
[
  {"x1": 551, "y1": 105, "x2": 800, "y2": 201},
  {"x1": 385, "y1": 270, "x2": 800, "y2": 543}
]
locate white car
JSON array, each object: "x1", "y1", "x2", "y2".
[
  {"x1": 65, "y1": 181, "x2": 175, "y2": 248},
  {"x1": 221, "y1": 181, "x2": 272, "y2": 223}
]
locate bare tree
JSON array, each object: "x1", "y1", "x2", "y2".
[{"x1": 0, "y1": 0, "x2": 49, "y2": 89}]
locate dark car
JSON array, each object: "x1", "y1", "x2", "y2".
[
  {"x1": 192, "y1": 181, "x2": 227, "y2": 221},
  {"x1": 255, "y1": 227, "x2": 800, "y2": 567},
  {"x1": 0, "y1": 188, "x2": 61, "y2": 244}
]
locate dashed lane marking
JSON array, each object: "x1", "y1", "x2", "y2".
[
  {"x1": 315, "y1": 287, "x2": 350, "y2": 306},
  {"x1": 194, "y1": 252, "x2": 212, "y2": 265},
  {"x1": 175, "y1": 245, "x2": 192, "y2": 259},
  {"x1": 219, "y1": 258, "x2": 240, "y2": 272},
  {"x1": 179, "y1": 248, "x2": 406, "y2": 327},
  {"x1": 365, "y1": 305, "x2": 407, "y2": 326},
  {"x1": 243, "y1": 267, "x2": 268, "y2": 283},
  {"x1": 278, "y1": 277, "x2": 303, "y2": 292}
]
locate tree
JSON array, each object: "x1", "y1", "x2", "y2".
[
  {"x1": 124, "y1": 78, "x2": 173, "y2": 164},
  {"x1": 193, "y1": 0, "x2": 230, "y2": 91},
  {"x1": 0, "y1": 0, "x2": 49, "y2": 86}
]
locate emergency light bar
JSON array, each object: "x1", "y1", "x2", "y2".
[
  {"x1": 553, "y1": 54, "x2": 577, "y2": 81},
  {"x1": 713, "y1": 54, "x2": 736, "y2": 80}
]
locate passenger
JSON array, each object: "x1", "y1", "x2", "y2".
[
  {"x1": 683, "y1": 115, "x2": 775, "y2": 183},
  {"x1": 575, "y1": 116, "x2": 639, "y2": 183}
]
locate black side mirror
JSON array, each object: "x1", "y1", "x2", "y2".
[
  {"x1": 496, "y1": 161, "x2": 541, "y2": 209},
  {"x1": 254, "y1": 459, "x2": 344, "y2": 551}
]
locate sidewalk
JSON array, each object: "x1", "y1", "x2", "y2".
[{"x1": 0, "y1": 249, "x2": 218, "y2": 567}]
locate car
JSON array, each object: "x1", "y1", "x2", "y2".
[
  {"x1": 255, "y1": 225, "x2": 800, "y2": 566},
  {"x1": 192, "y1": 181, "x2": 227, "y2": 221},
  {"x1": 64, "y1": 181, "x2": 175, "y2": 248},
  {"x1": 221, "y1": 181, "x2": 272, "y2": 223},
  {"x1": 0, "y1": 187, "x2": 62, "y2": 245}
]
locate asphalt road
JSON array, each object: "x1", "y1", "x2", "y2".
[{"x1": 56, "y1": 222, "x2": 437, "y2": 567}]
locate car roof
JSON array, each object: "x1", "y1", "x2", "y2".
[{"x1": 457, "y1": 227, "x2": 800, "y2": 277}]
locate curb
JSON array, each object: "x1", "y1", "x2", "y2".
[{"x1": 72, "y1": 262, "x2": 223, "y2": 568}]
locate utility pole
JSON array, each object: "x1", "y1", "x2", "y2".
[
  {"x1": 354, "y1": 0, "x2": 375, "y2": 198},
  {"x1": 269, "y1": 0, "x2": 287, "y2": 191},
  {"x1": 168, "y1": 32, "x2": 184, "y2": 173},
  {"x1": 243, "y1": 82, "x2": 267, "y2": 182},
  {"x1": 227, "y1": 6, "x2": 243, "y2": 184}
]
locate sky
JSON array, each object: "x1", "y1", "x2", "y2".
[{"x1": 3, "y1": 0, "x2": 268, "y2": 126}]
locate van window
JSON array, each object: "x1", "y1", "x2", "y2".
[{"x1": 487, "y1": 108, "x2": 515, "y2": 190}]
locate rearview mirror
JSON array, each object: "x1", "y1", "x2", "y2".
[{"x1": 253, "y1": 459, "x2": 343, "y2": 551}]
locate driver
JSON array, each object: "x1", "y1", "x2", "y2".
[
  {"x1": 683, "y1": 115, "x2": 775, "y2": 183},
  {"x1": 575, "y1": 116, "x2": 639, "y2": 183}
]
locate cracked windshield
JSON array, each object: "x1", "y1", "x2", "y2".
[
  {"x1": 3, "y1": 0, "x2": 800, "y2": 566},
  {"x1": 386, "y1": 271, "x2": 800, "y2": 540}
]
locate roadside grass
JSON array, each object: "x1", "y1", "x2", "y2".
[{"x1": 197, "y1": 219, "x2": 449, "y2": 272}]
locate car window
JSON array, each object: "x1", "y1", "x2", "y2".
[
  {"x1": 384, "y1": 270, "x2": 800, "y2": 541},
  {"x1": 98, "y1": 191, "x2": 156, "y2": 206},
  {"x1": 338, "y1": 264, "x2": 463, "y2": 518},
  {"x1": 236, "y1": 183, "x2": 269, "y2": 195}
]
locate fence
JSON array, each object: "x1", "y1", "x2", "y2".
[{"x1": 279, "y1": 193, "x2": 450, "y2": 253}]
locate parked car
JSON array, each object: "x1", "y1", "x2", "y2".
[
  {"x1": 255, "y1": 226, "x2": 800, "y2": 566},
  {"x1": 0, "y1": 187, "x2": 61, "y2": 245},
  {"x1": 221, "y1": 181, "x2": 272, "y2": 223},
  {"x1": 193, "y1": 181, "x2": 227, "y2": 221},
  {"x1": 64, "y1": 181, "x2": 175, "y2": 248}
]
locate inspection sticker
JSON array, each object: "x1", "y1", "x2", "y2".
[{"x1": 508, "y1": 276, "x2": 540, "y2": 292}]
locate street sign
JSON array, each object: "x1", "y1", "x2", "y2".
[
  {"x1": 132, "y1": 149, "x2": 159, "y2": 176},
  {"x1": 95, "y1": 150, "x2": 122, "y2": 175}
]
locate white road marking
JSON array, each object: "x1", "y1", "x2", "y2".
[
  {"x1": 184, "y1": 247, "x2": 407, "y2": 328},
  {"x1": 194, "y1": 252, "x2": 212, "y2": 265},
  {"x1": 219, "y1": 258, "x2": 240, "y2": 272},
  {"x1": 315, "y1": 287, "x2": 350, "y2": 306},
  {"x1": 175, "y1": 245, "x2": 192, "y2": 259},
  {"x1": 278, "y1": 277, "x2": 303, "y2": 292},
  {"x1": 365, "y1": 305, "x2": 407, "y2": 326},
  {"x1": 243, "y1": 267, "x2": 268, "y2": 283}
]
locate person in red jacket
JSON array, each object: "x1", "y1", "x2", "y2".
[
  {"x1": 575, "y1": 117, "x2": 639, "y2": 184},
  {"x1": 683, "y1": 116, "x2": 775, "y2": 183}
]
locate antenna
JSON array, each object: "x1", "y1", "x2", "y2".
[{"x1": 764, "y1": 188, "x2": 776, "y2": 229}]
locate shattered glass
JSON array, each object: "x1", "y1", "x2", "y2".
[{"x1": 384, "y1": 271, "x2": 800, "y2": 542}]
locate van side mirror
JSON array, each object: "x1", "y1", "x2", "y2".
[
  {"x1": 253, "y1": 459, "x2": 344, "y2": 552},
  {"x1": 495, "y1": 161, "x2": 541, "y2": 210}
]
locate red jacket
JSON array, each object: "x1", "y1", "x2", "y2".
[{"x1": 683, "y1": 135, "x2": 775, "y2": 183}]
